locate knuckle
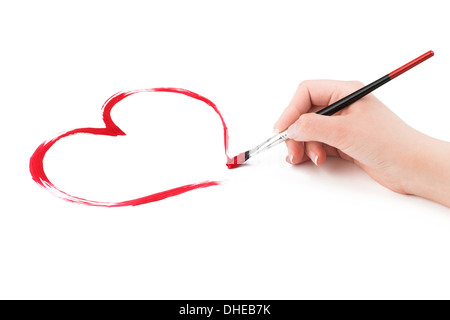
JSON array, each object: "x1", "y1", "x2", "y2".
[
  {"x1": 333, "y1": 120, "x2": 346, "y2": 135},
  {"x1": 332, "y1": 120, "x2": 351, "y2": 144},
  {"x1": 298, "y1": 114, "x2": 313, "y2": 132},
  {"x1": 297, "y1": 80, "x2": 310, "y2": 90},
  {"x1": 349, "y1": 80, "x2": 364, "y2": 89}
]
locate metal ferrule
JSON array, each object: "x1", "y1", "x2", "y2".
[{"x1": 248, "y1": 131, "x2": 288, "y2": 158}]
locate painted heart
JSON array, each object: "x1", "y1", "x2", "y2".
[{"x1": 29, "y1": 87, "x2": 234, "y2": 207}]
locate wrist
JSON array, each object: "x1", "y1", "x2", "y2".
[{"x1": 403, "y1": 134, "x2": 450, "y2": 207}]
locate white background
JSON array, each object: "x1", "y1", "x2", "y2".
[{"x1": 1, "y1": 0, "x2": 450, "y2": 299}]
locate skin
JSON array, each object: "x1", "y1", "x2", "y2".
[{"x1": 273, "y1": 80, "x2": 450, "y2": 208}]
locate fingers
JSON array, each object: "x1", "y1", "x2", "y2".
[
  {"x1": 286, "y1": 140, "x2": 327, "y2": 166},
  {"x1": 304, "y1": 141, "x2": 327, "y2": 166},
  {"x1": 273, "y1": 80, "x2": 349, "y2": 132},
  {"x1": 285, "y1": 140, "x2": 306, "y2": 164},
  {"x1": 276, "y1": 80, "x2": 359, "y2": 166},
  {"x1": 287, "y1": 112, "x2": 347, "y2": 148}
]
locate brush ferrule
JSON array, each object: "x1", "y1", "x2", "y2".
[{"x1": 248, "y1": 131, "x2": 288, "y2": 158}]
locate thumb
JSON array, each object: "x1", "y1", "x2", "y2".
[{"x1": 286, "y1": 113, "x2": 348, "y2": 148}]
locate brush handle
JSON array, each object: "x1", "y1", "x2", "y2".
[
  {"x1": 248, "y1": 131, "x2": 288, "y2": 158},
  {"x1": 241, "y1": 51, "x2": 434, "y2": 166},
  {"x1": 316, "y1": 75, "x2": 391, "y2": 116},
  {"x1": 316, "y1": 50, "x2": 434, "y2": 116}
]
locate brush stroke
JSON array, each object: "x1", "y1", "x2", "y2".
[{"x1": 30, "y1": 87, "x2": 236, "y2": 207}]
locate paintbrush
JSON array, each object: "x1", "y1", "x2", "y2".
[{"x1": 227, "y1": 50, "x2": 434, "y2": 169}]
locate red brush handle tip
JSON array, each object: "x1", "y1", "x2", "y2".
[{"x1": 388, "y1": 50, "x2": 434, "y2": 79}]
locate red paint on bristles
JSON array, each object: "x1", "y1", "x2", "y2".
[{"x1": 226, "y1": 152, "x2": 246, "y2": 169}]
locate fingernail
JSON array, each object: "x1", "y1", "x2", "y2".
[
  {"x1": 307, "y1": 150, "x2": 318, "y2": 166},
  {"x1": 289, "y1": 153, "x2": 294, "y2": 164},
  {"x1": 286, "y1": 125, "x2": 296, "y2": 139},
  {"x1": 273, "y1": 128, "x2": 280, "y2": 134}
]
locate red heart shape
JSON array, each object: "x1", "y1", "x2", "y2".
[{"x1": 29, "y1": 87, "x2": 233, "y2": 207}]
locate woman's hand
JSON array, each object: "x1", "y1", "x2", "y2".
[{"x1": 274, "y1": 80, "x2": 450, "y2": 207}]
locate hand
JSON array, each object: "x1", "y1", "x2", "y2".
[{"x1": 274, "y1": 80, "x2": 450, "y2": 207}]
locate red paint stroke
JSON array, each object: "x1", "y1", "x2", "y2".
[{"x1": 30, "y1": 87, "x2": 236, "y2": 207}]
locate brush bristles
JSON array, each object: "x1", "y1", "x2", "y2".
[{"x1": 226, "y1": 151, "x2": 249, "y2": 169}]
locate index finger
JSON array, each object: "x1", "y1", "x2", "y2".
[{"x1": 273, "y1": 79, "x2": 352, "y2": 132}]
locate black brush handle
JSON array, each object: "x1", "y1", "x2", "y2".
[
  {"x1": 316, "y1": 75, "x2": 391, "y2": 116},
  {"x1": 316, "y1": 50, "x2": 434, "y2": 116}
]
